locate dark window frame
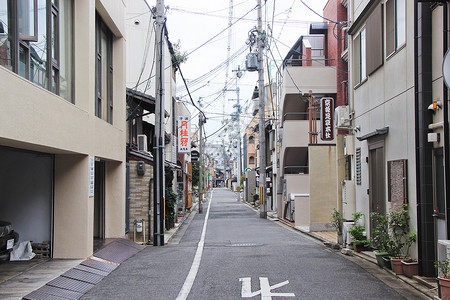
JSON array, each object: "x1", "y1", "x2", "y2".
[
  {"x1": 1, "y1": 0, "x2": 73, "y2": 101},
  {"x1": 95, "y1": 13, "x2": 113, "y2": 124},
  {"x1": 386, "y1": 0, "x2": 406, "y2": 59}
]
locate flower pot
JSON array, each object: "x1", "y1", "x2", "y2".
[
  {"x1": 391, "y1": 257, "x2": 404, "y2": 275},
  {"x1": 439, "y1": 277, "x2": 450, "y2": 300},
  {"x1": 355, "y1": 244, "x2": 365, "y2": 253},
  {"x1": 374, "y1": 250, "x2": 389, "y2": 268},
  {"x1": 401, "y1": 260, "x2": 418, "y2": 278},
  {"x1": 337, "y1": 233, "x2": 343, "y2": 245},
  {"x1": 382, "y1": 256, "x2": 392, "y2": 269}
]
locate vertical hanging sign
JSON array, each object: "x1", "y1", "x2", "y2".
[
  {"x1": 178, "y1": 116, "x2": 191, "y2": 153},
  {"x1": 320, "y1": 97, "x2": 335, "y2": 141},
  {"x1": 89, "y1": 157, "x2": 95, "y2": 198}
]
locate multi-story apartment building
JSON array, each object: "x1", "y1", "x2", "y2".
[
  {"x1": 347, "y1": 0, "x2": 450, "y2": 276},
  {"x1": 0, "y1": 0, "x2": 126, "y2": 258},
  {"x1": 276, "y1": 0, "x2": 348, "y2": 230}
]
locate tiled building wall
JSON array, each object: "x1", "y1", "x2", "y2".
[{"x1": 128, "y1": 159, "x2": 154, "y2": 243}]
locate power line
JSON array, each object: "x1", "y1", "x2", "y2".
[{"x1": 298, "y1": 0, "x2": 340, "y2": 24}]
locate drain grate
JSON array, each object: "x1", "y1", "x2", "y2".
[
  {"x1": 227, "y1": 243, "x2": 262, "y2": 247},
  {"x1": 74, "y1": 264, "x2": 110, "y2": 277},
  {"x1": 62, "y1": 268, "x2": 105, "y2": 284},
  {"x1": 47, "y1": 276, "x2": 94, "y2": 293},
  {"x1": 35, "y1": 285, "x2": 83, "y2": 299},
  {"x1": 23, "y1": 289, "x2": 74, "y2": 300}
]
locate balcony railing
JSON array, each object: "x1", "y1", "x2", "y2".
[
  {"x1": 283, "y1": 112, "x2": 320, "y2": 122},
  {"x1": 284, "y1": 57, "x2": 335, "y2": 67},
  {"x1": 284, "y1": 166, "x2": 309, "y2": 175}
]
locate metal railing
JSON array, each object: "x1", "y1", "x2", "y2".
[
  {"x1": 283, "y1": 112, "x2": 321, "y2": 122},
  {"x1": 284, "y1": 166, "x2": 309, "y2": 175}
]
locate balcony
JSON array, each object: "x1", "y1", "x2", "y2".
[{"x1": 281, "y1": 63, "x2": 337, "y2": 97}]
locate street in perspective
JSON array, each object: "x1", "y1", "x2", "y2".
[
  {"x1": 80, "y1": 188, "x2": 422, "y2": 300},
  {"x1": 2, "y1": 0, "x2": 450, "y2": 299}
]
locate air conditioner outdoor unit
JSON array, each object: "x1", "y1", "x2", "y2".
[
  {"x1": 137, "y1": 134, "x2": 147, "y2": 152},
  {"x1": 335, "y1": 105, "x2": 351, "y2": 128},
  {"x1": 342, "y1": 180, "x2": 355, "y2": 220},
  {"x1": 344, "y1": 135, "x2": 354, "y2": 156}
]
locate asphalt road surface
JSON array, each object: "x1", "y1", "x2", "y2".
[{"x1": 81, "y1": 188, "x2": 411, "y2": 300}]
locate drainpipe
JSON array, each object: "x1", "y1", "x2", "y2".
[
  {"x1": 415, "y1": 0, "x2": 435, "y2": 277},
  {"x1": 444, "y1": 3, "x2": 450, "y2": 240}
]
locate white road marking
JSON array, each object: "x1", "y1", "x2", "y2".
[
  {"x1": 176, "y1": 190, "x2": 214, "y2": 300},
  {"x1": 240, "y1": 277, "x2": 295, "y2": 299}
]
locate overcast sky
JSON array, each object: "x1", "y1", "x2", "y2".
[{"x1": 148, "y1": 0, "x2": 329, "y2": 141}]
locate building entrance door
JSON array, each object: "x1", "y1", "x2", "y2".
[
  {"x1": 369, "y1": 140, "x2": 386, "y2": 236},
  {"x1": 433, "y1": 148, "x2": 447, "y2": 243},
  {"x1": 94, "y1": 160, "x2": 105, "y2": 249}
]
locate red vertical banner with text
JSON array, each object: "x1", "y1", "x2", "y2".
[{"x1": 178, "y1": 116, "x2": 191, "y2": 153}]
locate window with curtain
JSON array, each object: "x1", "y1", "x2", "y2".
[{"x1": 0, "y1": 0, "x2": 73, "y2": 102}]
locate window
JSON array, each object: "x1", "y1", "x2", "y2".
[
  {"x1": 386, "y1": 0, "x2": 406, "y2": 57},
  {"x1": 95, "y1": 14, "x2": 113, "y2": 124},
  {"x1": 366, "y1": 4, "x2": 383, "y2": 75},
  {"x1": 249, "y1": 136, "x2": 254, "y2": 144},
  {"x1": 0, "y1": 0, "x2": 73, "y2": 101},
  {"x1": 249, "y1": 156, "x2": 255, "y2": 164},
  {"x1": 353, "y1": 27, "x2": 366, "y2": 86}
]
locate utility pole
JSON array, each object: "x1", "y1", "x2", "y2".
[
  {"x1": 227, "y1": 89, "x2": 242, "y2": 200},
  {"x1": 257, "y1": 0, "x2": 266, "y2": 218},
  {"x1": 198, "y1": 113, "x2": 204, "y2": 214},
  {"x1": 153, "y1": 0, "x2": 165, "y2": 246}
]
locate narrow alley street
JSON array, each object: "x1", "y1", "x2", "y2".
[{"x1": 80, "y1": 188, "x2": 421, "y2": 300}]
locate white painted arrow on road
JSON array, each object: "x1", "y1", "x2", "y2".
[{"x1": 240, "y1": 277, "x2": 295, "y2": 299}]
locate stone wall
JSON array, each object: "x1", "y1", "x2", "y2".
[{"x1": 128, "y1": 159, "x2": 154, "y2": 243}]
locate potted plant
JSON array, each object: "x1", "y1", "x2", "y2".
[
  {"x1": 370, "y1": 212, "x2": 391, "y2": 268},
  {"x1": 435, "y1": 255, "x2": 450, "y2": 300},
  {"x1": 331, "y1": 209, "x2": 344, "y2": 244},
  {"x1": 401, "y1": 231, "x2": 418, "y2": 278},
  {"x1": 389, "y1": 205, "x2": 412, "y2": 275},
  {"x1": 348, "y1": 212, "x2": 369, "y2": 252}
]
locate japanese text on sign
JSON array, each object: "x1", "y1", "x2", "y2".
[
  {"x1": 321, "y1": 97, "x2": 334, "y2": 141},
  {"x1": 178, "y1": 116, "x2": 191, "y2": 153}
]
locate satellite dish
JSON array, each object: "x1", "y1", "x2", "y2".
[{"x1": 443, "y1": 48, "x2": 450, "y2": 89}]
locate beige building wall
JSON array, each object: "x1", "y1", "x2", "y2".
[
  {"x1": 309, "y1": 145, "x2": 337, "y2": 231},
  {"x1": 0, "y1": 0, "x2": 127, "y2": 258}
]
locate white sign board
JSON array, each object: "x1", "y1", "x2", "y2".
[
  {"x1": 89, "y1": 157, "x2": 95, "y2": 198},
  {"x1": 178, "y1": 116, "x2": 191, "y2": 153}
]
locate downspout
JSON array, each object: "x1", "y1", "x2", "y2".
[
  {"x1": 415, "y1": 0, "x2": 435, "y2": 276},
  {"x1": 444, "y1": 3, "x2": 450, "y2": 240}
]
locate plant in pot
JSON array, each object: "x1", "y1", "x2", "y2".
[
  {"x1": 388, "y1": 205, "x2": 412, "y2": 275},
  {"x1": 330, "y1": 209, "x2": 344, "y2": 244},
  {"x1": 348, "y1": 212, "x2": 369, "y2": 252},
  {"x1": 401, "y1": 231, "x2": 418, "y2": 278},
  {"x1": 370, "y1": 212, "x2": 391, "y2": 268},
  {"x1": 435, "y1": 255, "x2": 450, "y2": 300}
]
